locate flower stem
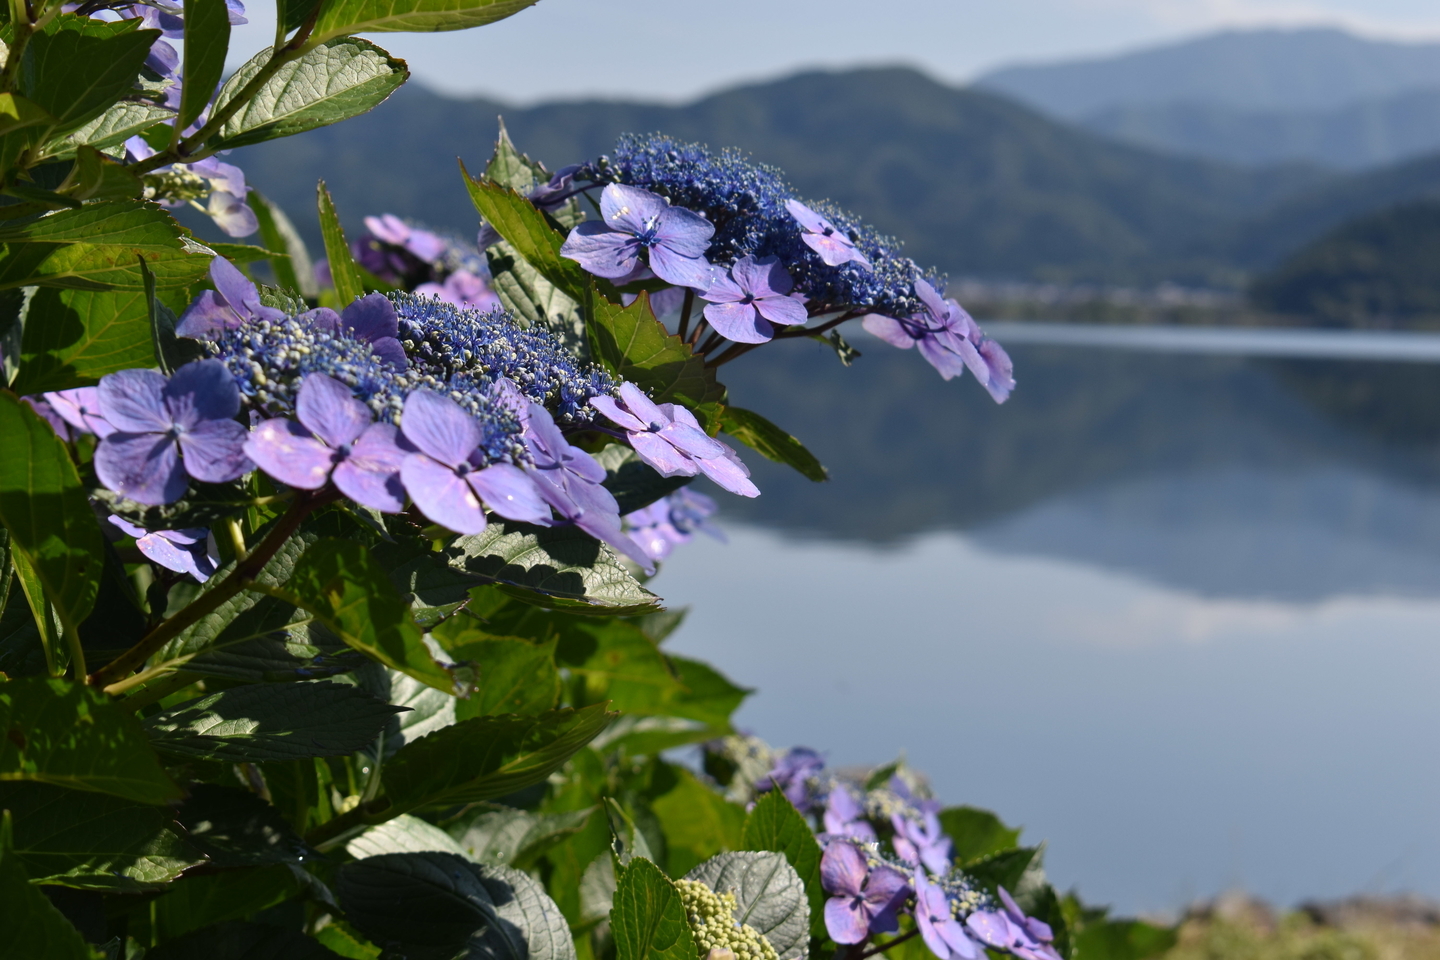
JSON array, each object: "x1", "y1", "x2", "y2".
[
  {"x1": 678, "y1": 289, "x2": 696, "y2": 342},
  {"x1": 88, "y1": 492, "x2": 322, "y2": 690}
]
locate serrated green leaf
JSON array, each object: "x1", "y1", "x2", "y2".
[
  {"x1": 0, "y1": 200, "x2": 210, "y2": 290},
  {"x1": 486, "y1": 239, "x2": 587, "y2": 355},
  {"x1": 719, "y1": 406, "x2": 827, "y2": 482},
  {"x1": 938, "y1": 806, "x2": 1022, "y2": 866},
  {"x1": 1, "y1": 781, "x2": 203, "y2": 889},
  {"x1": 69, "y1": 145, "x2": 143, "y2": 202},
  {"x1": 383, "y1": 704, "x2": 614, "y2": 812},
  {"x1": 652, "y1": 766, "x2": 745, "y2": 878},
  {"x1": 144, "y1": 681, "x2": 403, "y2": 762},
  {"x1": 212, "y1": 38, "x2": 407, "y2": 150},
  {"x1": 21, "y1": 15, "x2": 160, "y2": 140},
  {"x1": 175, "y1": 783, "x2": 308, "y2": 867},
  {"x1": 611, "y1": 856, "x2": 696, "y2": 960},
  {"x1": 742, "y1": 791, "x2": 826, "y2": 940},
  {"x1": 0, "y1": 677, "x2": 179, "y2": 803},
  {"x1": 484, "y1": 120, "x2": 548, "y2": 193},
  {"x1": 965, "y1": 846, "x2": 1040, "y2": 899},
  {"x1": 55, "y1": 101, "x2": 174, "y2": 160},
  {"x1": 0, "y1": 392, "x2": 104, "y2": 645},
  {"x1": 443, "y1": 520, "x2": 661, "y2": 615},
  {"x1": 447, "y1": 803, "x2": 592, "y2": 870},
  {"x1": 310, "y1": 0, "x2": 538, "y2": 46},
  {"x1": 317, "y1": 181, "x2": 363, "y2": 304},
  {"x1": 347, "y1": 813, "x2": 468, "y2": 859},
  {"x1": 0, "y1": 812, "x2": 95, "y2": 960},
  {"x1": 178, "y1": 0, "x2": 231, "y2": 132},
  {"x1": 12, "y1": 285, "x2": 155, "y2": 393},
  {"x1": 462, "y1": 169, "x2": 589, "y2": 300},
  {"x1": 685, "y1": 851, "x2": 809, "y2": 960},
  {"x1": 587, "y1": 290, "x2": 725, "y2": 425},
  {"x1": 282, "y1": 538, "x2": 473, "y2": 696}
]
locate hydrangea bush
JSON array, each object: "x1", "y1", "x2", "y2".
[{"x1": 0, "y1": 1, "x2": 1169, "y2": 958}]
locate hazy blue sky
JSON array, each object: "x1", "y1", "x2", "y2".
[{"x1": 230, "y1": 0, "x2": 1440, "y2": 102}]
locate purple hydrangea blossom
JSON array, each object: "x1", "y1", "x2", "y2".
[
  {"x1": 415, "y1": 270, "x2": 500, "y2": 311},
  {"x1": 299, "y1": 292, "x2": 408, "y2": 371},
  {"x1": 109, "y1": 516, "x2": 219, "y2": 583},
  {"x1": 965, "y1": 889, "x2": 1061, "y2": 960},
  {"x1": 560, "y1": 183, "x2": 714, "y2": 288},
  {"x1": 124, "y1": 138, "x2": 257, "y2": 237},
  {"x1": 863, "y1": 280, "x2": 1015, "y2": 402},
  {"x1": 176, "y1": 256, "x2": 284, "y2": 339},
  {"x1": 363, "y1": 214, "x2": 446, "y2": 263},
  {"x1": 915, "y1": 870, "x2": 982, "y2": 960},
  {"x1": 821, "y1": 841, "x2": 911, "y2": 944},
  {"x1": 824, "y1": 786, "x2": 878, "y2": 842},
  {"x1": 530, "y1": 164, "x2": 584, "y2": 211},
  {"x1": 94, "y1": 360, "x2": 252, "y2": 505},
  {"x1": 893, "y1": 810, "x2": 954, "y2": 875},
  {"x1": 589, "y1": 387, "x2": 759, "y2": 499},
  {"x1": 519, "y1": 401, "x2": 655, "y2": 573},
  {"x1": 45, "y1": 387, "x2": 114, "y2": 438},
  {"x1": 397, "y1": 389, "x2": 551, "y2": 535},
  {"x1": 786, "y1": 199, "x2": 872, "y2": 269},
  {"x1": 244, "y1": 373, "x2": 408, "y2": 513},
  {"x1": 700, "y1": 256, "x2": 808, "y2": 344},
  {"x1": 755, "y1": 746, "x2": 826, "y2": 813},
  {"x1": 623, "y1": 487, "x2": 724, "y2": 563},
  {"x1": 23, "y1": 396, "x2": 71, "y2": 441}
]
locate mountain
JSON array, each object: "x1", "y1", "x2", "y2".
[
  {"x1": 975, "y1": 28, "x2": 1440, "y2": 121},
  {"x1": 1082, "y1": 86, "x2": 1440, "y2": 171},
  {"x1": 230, "y1": 67, "x2": 1327, "y2": 289}
]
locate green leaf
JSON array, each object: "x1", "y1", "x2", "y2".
[
  {"x1": 362, "y1": 665, "x2": 457, "y2": 755},
  {"x1": 611, "y1": 856, "x2": 696, "y2": 960},
  {"x1": 21, "y1": 15, "x2": 160, "y2": 139},
  {"x1": 586, "y1": 290, "x2": 725, "y2": 423},
  {"x1": 314, "y1": 920, "x2": 381, "y2": 960},
  {"x1": 69, "y1": 145, "x2": 143, "y2": 202},
  {"x1": 316, "y1": 181, "x2": 363, "y2": 305},
  {"x1": 965, "y1": 846, "x2": 1040, "y2": 899},
  {"x1": 347, "y1": 813, "x2": 468, "y2": 859},
  {"x1": 447, "y1": 803, "x2": 592, "y2": 870},
  {"x1": 144, "y1": 911, "x2": 333, "y2": 959},
  {"x1": 0, "y1": 781, "x2": 203, "y2": 889},
  {"x1": 143, "y1": 258, "x2": 205, "y2": 376},
  {"x1": 10, "y1": 548, "x2": 65, "y2": 676},
  {"x1": 812, "y1": 328, "x2": 861, "y2": 366},
  {"x1": 486, "y1": 239, "x2": 587, "y2": 357},
  {"x1": 442, "y1": 521, "x2": 661, "y2": 616},
  {"x1": 251, "y1": 189, "x2": 316, "y2": 297},
  {"x1": 382, "y1": 704, "x2": 614, "y2": 812},
  {"x1": 0, "y1": 677, "x2": 179, "y2": 803},
  {"x1": 282, "y1": 538, "x2": 473, "y2": 696},
  {"x1": 938, "y1": 806, "x2": 1022, "y2": 866},
  {"x1": 55, "y1": 101, "x2": 174, "y2": 161},
  {"x1": 742, "y1": 791, "x2": 825, "y2": 940},
  {"x1": 310, "y1": 0, "x2": 539, "y2": 46},
  {"x1": 175, "y1": 783, "x2": 308, "y2": 867},
  {"x1": 665, "y1": 656, "x2": 749, "y2": 730},
  {"x1": 594, "y1": 444, "x2": 690, "y2": 515},
  {"x1": 0, "y1": 392, "x2": 104, "y2": 643},
  {"x1": 719, "y1": 406, "x2": 827, "y2": 482},
  {"x1": 12, "y1": 285, "x2": 156, "y2": 393},
  {"x1": 1074, "y1": 918, "x2": 1177, "y2": 960},
  {"x1": 462, "y1": 169, "x2": 589, "y2": 300},
  {"x1": 143, "y1": 681, "x2": 403, "y2": 762},
  {"x1": 0, "y1": 812, "x2": 95, "y2": 960},
  {"x1": 685, "y1": 851, "x2": 809, "y2": 960},
  {"x1": 178, "y1": 0, "x2": 231, "y2": 132},
  {"x1": 211, "y1": 38, "x2": 407, "y2": 150},
  {"x1": 0, "y1": 200, "x2": 211, "y2": 290},
  {"x1": 651, "y1": 766, "x2": 745, "y2": 878},
  {"x1": 604, "y1": 796, "x2": 653, "y2": 868},
  {"x1": 557, "y1": 618, "x2": 684, "y2": 715},
  {"x1": 437, "y1": 627, "x2": 560, "y2": 718}
]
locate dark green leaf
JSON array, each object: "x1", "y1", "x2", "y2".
[
  {"x1": 595, "y1": 444, "x2": 690, "y2": 515},
  {"x1": 652, "y1": 766, "x2": 745, "y2": 878},
  {"x1": 54, "y1": 102, "x2": 174, "y2": 161},
  {"x1": 938, "y1": 806, "x2": 1022, "y2": 866},
  {"x1": 0, "y1": 391, "x2": 104, "y2": 647},
  {"x1": 250, "y1": 189, "x2": 316, "y2": 297},
  {"x1": 69, "y1": 146, "x2": 143, "y2": 202},
  {"x1": 586, "y1": 290, "x2": 725, "y2": 423},
  {"x1": 965, "y1": 846, "x2": 1040, "y2": 899},
  {"x1": 0, "y1": 812, "x2": 94, "y2": 960},
  {"x1": 143, "y1": 258, "x2": 204, "y2": 376},
  {"x1": 143, "y1": 681, "x2": 403, "y2": 762},
  {"x1": 146, "y1": 918, "x2": 338, "y2": 960},
  {"x1": 382, "y1": 704, "x2": 614, "y2": 812},
  {"x1": 12, "y1": 285, "x2": 156, "y2": 393},
  {"x1": 178, "y1": 0, "x2": 231, "y2": 132},
  {"x1": 685, "y1": 851, "x2": 809, "y2": 960},
  {"x1": 666, "y1": 656, "x2": 750, "y2": 730},
  {"x1": 1074, "y1": 918, "x2": 1177, "y2": 960},
  {"x1": 182, "y1": 606, "x2": 364, "y2": 683},
  {"x1": 0, "y1": 677, "x2": 179, "y2": 803},
  {"x1": 10, "y1": 548, "x2": 64, "y2": 675},
  {"x1": 283, "y1": 538, "x2": 473, "y2": 695},
  {"x1": 1, "y1": 781, "x2": 202, "y2": 890},
  {"x1": 812, "y1": 329, "x2": 861, "y2": 366},
  {"x1": 0, "y1": 200, "x2": 211, "y2": 290},
  {"x1": 22, "y1": 15, "x2": 159, "y2": 139},
  {"x1": 175, "y1": 783, "x2": 308, "y2": 867},
  {"x1": 719, "y1": 406, "x2": 827, "y2": 482},
  {"x1": 438, "y1": 628, "x2": 560, "y2": 718},
  {"x1": 742, "y1": 791, "x2": 825, "y2": 941},
  {"x1": 317, "y1": 182, "x2": 363, "y2": 305},
  {"x1": 310, "y1": 0, "x2": 539, "y2": 47},
  {"x1": 486, "y1": 240, "x2": 587, "y2": 357},
  {"x1": 211, "y1": 38, "x2": 406, "y2": 150},
  {"x1": 462, "y1": 170, "x2": 588, "y2": 300},
  {"x1": 611, "y1": 856, "x2": 696, "y2": 960},
  {"x1": 446, "y1": 803, "x2": 592, "y2": 870},
  {"x1": 557, "y1": 619, "x2": 684, "y2": 715},
  {"x1": 346, "y1": 814, "x2": 467, "y2": 859}
]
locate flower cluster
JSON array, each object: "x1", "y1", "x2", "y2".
[
  {"x1": 677, "y1": 878, "x2": 780, "y2": 960},
  {"x1": 353, "y1": 214, "x2": 500, "y2": 310},
  {"x1": 623, "y1": 487, "x2": 724, "y2": 564}
]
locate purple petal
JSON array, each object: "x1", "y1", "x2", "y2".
[
  {"x1": 179, "y1": 419, "x2": 252, "y2": 483},
  {"x1": 207, "y1": 192, "x2": 259, "y2": 238},
  {"x1": 914, "y1": 279, "x2": 948, "y2": 319},
  {"x1": 803, "y1": 233, "x2": 869, "y2": 268},
  {"x1": 657, "y1": 421, "x2": 724, "y2": 459},
  {"x1": 700, "y1": 273, "x2": 745, "y2": 305},
  {"x1": 630, "y1": 433, "x2": 699, "y2": 478},
  {"x1": 299, "y1": 307, "x2": 342, "y2": 335},
  {"x1": 404, "y1": 228, "x2": 445, "y2": 263},
  {"x1": 332, "y1": 422, "x2": 407, "y2": 513},
  {"x1": 862, "y1": 314, "x2": 918, "y2": 349},
  {"x1": 23, "y1": 397, "x2": 70, "y2": 441},
  {"x1": 590, "y1": 395, "x2": 646, "y2": 433},
  {"x1": 647, "y1": 245, "x2": 714, "y2": 289},
  {"x1": 695, "y1": 446, "x2": 760, "y2": 498},
  {"x1": 785, "y1": 199, "x2": 829, "y2": 235},
  {"x1": 732, "y1": 255, "x2": 793, "y2": 298},
  {"x1": 572, "y1": 505, "x2": 656, "y2": 574},
  {"x1": 99, "y1": 369, "x2": 171, "y2": 433},
  {"x1": 617, "y1": 383, "x2": 668, "y2": 427},
  {"x1": 296, "y1": 373, "x2": 370, "y2": 448},
  {"x1": 244, "y1": 419, "x2": 334, "y2": 490},
  {"x1": 399, "y1": 390, "x2": 479, "y2": 469},
  {"x1": 653, "y1": 206, "x2": 715, "y2": 259},
  {"x1": 560, "y1": 222, "x2": 642, "y2": 279},
  {"x1": 972, "y1": 339, "x2": 1015, "y2": 404},
  {"x1": 191, "y1": 158, "x2": 246, "y2": 196},
  {"x1": 341, "y1": 292, "x2": 399, "y2": 343},
  {"x1": 467, "y1": 463, "x2": 551, "y2": 524},
  {"x1": 136, "y1": 531, "x2": 214, "y2": 581},
  {"x1": 96, "y1": 433, "x2": 186, "y2": 505},
  {"x1": 703, "y1": 302, "x2": 772, "y2": 344},
  {"x1": 965, "y1": 912, "x2": 1014, "y2": 949},
  {"x1": 599, "y1": 183, "x2": 670, "y2": 234},
  {"x1": 520, "y1": 403, "x2": 572, "y2": 470},
  {"x1": 401, "y1": 454, "x2": 487, "y2": 534},
  {"x1": 820, "y1": 842, "x2": 868, "y2": 899},
  {"x1": 209, "y1": 254, "x2": 260, "y2": 316},
  {"x1": 917, "y1": 332, "x2": 967, "y2": 381},
  {"x1": 175, "y1": 290, "x2": 239, "y2": 339},
  {"x1": 825, "y1": 898, "x2": 872, "y2": 946},
  {"x1": 163, "y1": 359, "x2": 241, "y2": 427},
  {"x1": 45, "y1": 387, "x2": 114, "y2": 438},
  {"x1": 754, "y1": 294, "x2": 808, "y2": 326},
  {"x1": 108, "y1": 515, "x2": 147, "y2": 539},
  {"x1": 364, "y1": 214, "x2": 409, "y2": 246},
  {"x1": 864, "y1": 865, "x2": 911, "y2": 910}
]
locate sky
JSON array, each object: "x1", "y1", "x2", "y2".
[{"x1": 226, "y1": 0, "x2": 1440, "y2": 104}]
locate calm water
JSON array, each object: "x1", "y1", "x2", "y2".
[{"x1": 648, "y1": 327, "x2": 1440, "y2": 916}]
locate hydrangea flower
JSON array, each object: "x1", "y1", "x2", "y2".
[
  {"x1": 364, "y1": 213, "x2": 446, "y2": 263},
  {"x1": 176, "y1": 256, "x2": 283, "y2": 339},
  {"x1": 398, "y1": 389, "x2": 550, "y2": 535},
  {"x1": 414, "y1": 270, "x2": 499, "y2": 311},
  {"x1": 23, "y1": 395, "x2": 71, "y2": 441},
  {"x1": 301, "y1": 292, "x2": 408, "y2": 371},
  {"x1": 863, "y1": 280, "x2": 1015, "y2": 402},
  {"x1": 590, "y1": 387, "x2": 758, "y2": 498},
  {"x1": 109, "y1": 516, "x2": 219, "y2": 583},
  {"x1": 45, "y1": 387, "x2": 114, "y2": 438},
  {"x1": 965, "y1": 889, "x2": 1061, "y2": 960},
  {"x1": 786, "y1": 200, "x2": 872, "y2": 269},
  {"x1": 824, "y1": 786, "x2": 878, "y2": 842},
  {"x1": 244, "y1": 373, "x2": 408, "y2": 513},
  {"x1": 700, "y1": 256, "x2": 808, "y2": 344},
  {"x1": 893, "y1": 810, "x2": 954, "y2": 875},
  {"x1": 756, "y1": 747, "x2": 826, "y2": 813},
  {"x1": 624, "y1": 487, "x2": 723, "y2": 563},
  {"x1": 94, "y1": 360, "x2": 252, "y2": 506},
  {"x1": 530, "y1": 164, "x2": 583, "y2": 210},
  {"x1": 560, "y1": 183, "x2": 714, "y2": 288},
  {"x1": 821, "y1": 841, "x2": 911, "y2": 943},
  {"x1": 915, "y1": 870, "x2": 982, "y2": 960}
]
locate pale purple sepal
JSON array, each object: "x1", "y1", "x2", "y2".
[
  {"x1": 785, "y1": 199, "x2": 872, "y2": 269},
  {"x1": 176, "y1": 256, "x2": 283, "y2": 339},
  {"x1": 560, "y1": 183, "x2": 714, "y2": 288},
  {"x1": 45, "y1": 387, "x2": 114, "y2": 438}
]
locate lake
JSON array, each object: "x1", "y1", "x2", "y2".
[{"x1": 648, "y1": 325, "x2": 1440, "y2": 917}]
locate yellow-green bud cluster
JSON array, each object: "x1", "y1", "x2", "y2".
[{"x1": 676, "y1": 879, "x2": 779, "y2": 960}]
